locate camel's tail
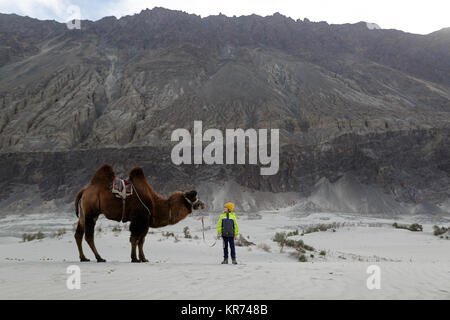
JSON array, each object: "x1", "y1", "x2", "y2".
[{"x1": 75, "y1": 188, "x2": 84, "y2": 217}]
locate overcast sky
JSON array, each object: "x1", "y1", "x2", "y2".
[{"x1": 0, "y1": 0, "x2": 448, "y2": 34}]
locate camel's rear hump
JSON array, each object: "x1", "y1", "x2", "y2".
[{"x1": 129, "y1": 166, "x2": 145, "y2": 180}]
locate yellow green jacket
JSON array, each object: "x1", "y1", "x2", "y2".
[{"x1": 217, "y1": 211, "x2": 239, "y2": 236}]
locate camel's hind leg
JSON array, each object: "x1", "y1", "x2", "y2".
[
  {"x1": 84, "y1": 216, "x2": 106, "y2": 263},
  {"x1": 138, "y1": 233, "x2": 149, "y2": 263},
  {"x1": 75, "y1": 222, "x2": 90, "y2": 262},
  {"x1": 130, "y1": 216, "x2": 149, "y2": 263},
  {"x1": 130, "y1": 235, "x2": 139, "y2": 263}
]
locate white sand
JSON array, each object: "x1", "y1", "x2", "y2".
[{"x1": 0, "y1": 211, "x2": 449, "y2": 299}]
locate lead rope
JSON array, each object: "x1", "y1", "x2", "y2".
[
  {"x1": 131, "y1": 184, "x2": 151, "y2": 217},
  {"x1": 201, "y1": 209, "x2": 216, "y2": 247}
]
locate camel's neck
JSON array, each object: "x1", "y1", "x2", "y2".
[
  {"x1": 130, "y1": 176, "x2": 191, "y2": 228},
  {"x1": 143, "y1": 185, "x2": 187, "y2": 227},
  {"x1": 153, "y1": 197, "x2": 173, "y2": 226}
]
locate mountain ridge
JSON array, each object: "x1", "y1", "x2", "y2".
[{"x1": 0, "y1": 8, "x2": 449, "y2": 213}]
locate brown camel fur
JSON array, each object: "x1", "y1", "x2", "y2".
[{"x1": 74, "y1": 163, "x2": 205, "y2": 263}]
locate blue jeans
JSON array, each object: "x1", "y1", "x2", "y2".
[{"x1": 222, "y1": 236, "x2": 236, "y2": 260}]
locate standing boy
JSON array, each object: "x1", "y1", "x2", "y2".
[{"x1": 217, "y1": 202, "x2": 239, "y2": 264}]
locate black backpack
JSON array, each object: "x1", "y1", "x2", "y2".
[{"x1": 221, "y1": 212, "x2": 235, "y2": 237}]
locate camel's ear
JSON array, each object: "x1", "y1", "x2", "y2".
[{"x1": 184, "y1": 190, "x2": 197, "y2": 200}]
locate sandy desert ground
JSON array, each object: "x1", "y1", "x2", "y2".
[{"x1": 0, "y1": 210, "x2": 449, "y2": 299}]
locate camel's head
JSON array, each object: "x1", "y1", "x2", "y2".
[{"x1": 183, "y1": 190, "x2": 205, "y2": 213}]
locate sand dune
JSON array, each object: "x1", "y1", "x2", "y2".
[{"x1": 0, "y1": 211, "x2": 449, "y2": 299}]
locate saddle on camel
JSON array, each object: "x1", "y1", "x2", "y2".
[
  {"x1": 111, "y1": 176, "x2": 134, "y2": 221},
  {"x1": 74, "y1": 163, "x2": 205, "y2": 263}
]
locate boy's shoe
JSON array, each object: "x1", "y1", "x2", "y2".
[
  {"x1": 221, "y1": 259, "x2": 228, "y2": 264},
  {"x1": 232, "y1": 259, "x2": 237, "y2": 265}
]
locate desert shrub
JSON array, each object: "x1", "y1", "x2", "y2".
[
  {"x1": 433, "y1": 225, "x2": 448, "y2": 236},
  {"x1": 235, "y1": 234, "x2": 255, "y2": 247},
  {"x1": 287, "y1": 241, "x2": 315, "y2": 261},
  {"x1": 393, "y1": 222, "x2": 423, "y2": 232},
  {"x1": 287, "y1": 229, "x2": 299, "y2": 237},
  {"x1": 273, "y1": 231, "x2": 315, "y2": 253},
  {"x1": 22, "y1": 231, "x2": 46, "y2": 242},
  {"x1": 273, "y1": 232, "x2": 288, "y2": 252},
  {"x1": 319, "y1": 250, "x2": 326, "y2": 256},
  {"x1": 162, "y1": 231, "x2": 175, "y2": 238},
  {"x1": 408, "y1": 223, "x2": 423, "y2": 232},
  {"x1": 295, "y1": 246, "x2": 306, "y2": 254},
  {"x1": 301, "y1": 222, "x2": 341, "y2": 235},
  {"x1": 273, "y1": 232, "x2": 287, "y2": 243},
  {"x1": 283, "y1": 239, "x2": 301, "y2": 251},
  {"x1": 50, "y1": 228, "x2": 66, "y2": 238},
  {"x1": 22, "y1": 233, "x2": 33, "y2": 242},
  {"x1": 183, "y1": 226, "x2": 192, "y2": 239},
  {"x1": 284, "y1": 238, "x2": 302, "y2": 247},
  {"x1": 257, "y1": 243, "x2": 271, "y2": 252},
  {"x1": 286, "y1": 238, "x2": 314, "y2": 251}
]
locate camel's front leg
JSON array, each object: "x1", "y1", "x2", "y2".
[{"x1": 85, "y1": 216, "x2": 106, "y2": 262}]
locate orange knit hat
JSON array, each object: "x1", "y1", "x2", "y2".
[{"x1": 224, "y1": 202, "x2": 234, "y2": 212}]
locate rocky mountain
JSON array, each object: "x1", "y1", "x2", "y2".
[{"x1": 0, "y1": 8, "x2": 449, "y2": 215}]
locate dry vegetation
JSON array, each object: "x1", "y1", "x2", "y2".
[
  {"x1": 301, "y1": 222, "x2": 342, "y2": 235},
  {"x1": 273, "y1": 231, "x2": 318, "y2": 262},
  {"x1": 392, "y1": 222, "x2": 423, "y2": 232},
  {"x1": 22, "y1": 228, "x2": 67, "y2": 242},
  {"x1": 433, "y1": 225, "x2": 449, "y2": 239}
]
